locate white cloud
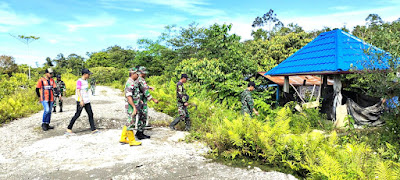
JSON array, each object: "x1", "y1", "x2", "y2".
[
  {"x1": 48, "y1": 39, "x2": 58, "y2": 44},
  {"x1": 100, "y1": 0, "x2": 224, "y2": 16},
  {"x1": 41, "y1": 34, "x2": 87, "y2": 46},
  {"x1": 195, "y1": 15, "x2": 254, "y2": 41},
  {"x1": 12, "y1": 54, "x2": 46, "y2": 66},
  {"x1": 0, "y1": 25, "x2": 11, "y2": 32},
  {"x1": 280, "y1": 6, "x2": 399, "y2": 31},
  {"x1": 0, "y1": 2, "x2": 44, "y2": 32},
  {"x1": 143, "y1": 0, "x2": 224, "y2": 16},
  {"x1": 99, "y1": 1, "x2": 143, "y2": 12},
  {"x1": 64, "y1": 14, "x2": 116, "y2": 32},
  {"x1": 194, "y1": 4, "x2": 400, "y2": 42}
]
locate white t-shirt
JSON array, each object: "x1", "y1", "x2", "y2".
[{"x1": 75, "y1": 78, "x2": 90, "y2": 104}]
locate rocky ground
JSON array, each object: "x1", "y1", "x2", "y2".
[{"x1": 0, "y1": 86, "x2": 297, "y2": 180}]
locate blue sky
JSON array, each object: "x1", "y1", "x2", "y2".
[{"x1": 1, "y1": 0, "x2": 400, "y2": 66}]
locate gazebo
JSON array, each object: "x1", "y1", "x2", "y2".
[{"x1": 265, "y1": 29, "x2": 393, "y2": 125}]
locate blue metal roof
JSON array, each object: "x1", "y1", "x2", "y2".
[{"x1": 265, "y1": 29, "x2": 392, "y2": 76}]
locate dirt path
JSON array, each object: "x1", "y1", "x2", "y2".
[{"x1": 0, "y1": 86, "x2": 297, "y2": 180}]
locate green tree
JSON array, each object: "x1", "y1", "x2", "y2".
[
  {"x1": 251, "y1": 9, "x2": 284, "y2": 40},
  {"x1": 53, "y1": 53, "x2": 67, "y2": 68},
  {"x1": 0, "y1": 55, "x2": 18, "y2": 76},
  {"x1": 163, "y1": 22, "x2": 205, "y2": 61},
  {"x1": 366, "y1": 14, "x2": 384, "y2": 26},
  {"x1": 175, "y1": 23, "x2": 258, "y2": 107},
  {"x1": 135, "y1": 39, "x2": 176, "y2": 76},
  {"x1": 244, "y1": 31, "x2": 312, "y2": 72},
  {"x1": 86, "y1": 45, "x2": 136, "y2": 69},
  {"x1": 346, "y1": 19, "x2": 400, "y2": 100},
  {"x1": 65, "y1": 54, "x2": 85, "y2": 76},
  {"x1": 44, "y1": 57, "x2": 54, "y2": 67}
]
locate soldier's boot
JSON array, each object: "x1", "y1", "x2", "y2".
[
  {"x1": 141, "y1": 131, "x2": 150, "y2": 139},
  {"x1": 59, "y1": 101, "x2": 63, "y2": 112},
  {"x1": 135, "y1": 131, "x2": 144, "y2": 140},
  {"x1": 185, "y1": 119, "x2": 191, "y2": 131},
  {"x1": 53, "y1": 106, "x2": 56, "y2": 112},
  {"x1": 126, "y1": 130, "x2": 141, "y2": 146},
  {"x1": 119, "y1": 126, "x2": 129, "y2": 144},
  {"x1": 169, "y1": 117, "x2": 180, "y2": 130}
]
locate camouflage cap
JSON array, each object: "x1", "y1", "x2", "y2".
[
  {"x1": 138, "y1": 66, "x2": 148, "y2": 74},
  {"x1": 129, "y1": 67, "x2": 139, "y2": 74}
]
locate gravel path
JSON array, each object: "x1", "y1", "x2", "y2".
[{"x1": 0, "y1": 86, "x2": 297, "y2": 180}]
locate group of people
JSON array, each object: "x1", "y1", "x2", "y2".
[
  {"x1": 35, "y1": 66, "x2": 192, "y2": 146},
  {"x1": 35, "y1": 66, "x2": 256, "y2": 145},
  {"x1": 36, "y1": 68, "x2": 98, "y2": 133},
  {"x1": 120, "y1": 66, "x2": 159, "y2": 145}
]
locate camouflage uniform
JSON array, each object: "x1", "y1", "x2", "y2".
[
  {"x1": 175, "y1": 81, "x2": 190, "y2": 130},
  {"x1": 241, "y1": 89, "x2": 254, "y2": 117},
  {"x1": 137, "y1": 68, "x2": 153, "y2": 133},
  {"x1": 124, "y1": 77, "x2": 140, "y2": 131},
  {"x1": 90, "y1": 78, "x2": 96, "y2": 95},
  {"x1": 53, "y1": 79, "x2": 66, "y2": 112}
]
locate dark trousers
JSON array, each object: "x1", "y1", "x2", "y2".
[{"x1": 68, "y1": 101, "x2": 96, "y2": 131}]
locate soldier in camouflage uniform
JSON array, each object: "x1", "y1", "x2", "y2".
[
  {"x1": 169, "y1": 74, "x2": 191, "y2": 131},
  {"x1": 119, "y1": 67, "x2": 142, "y2": 146},
  {"x1": 53, "y1": 75, "x2": 66, "y2": 112},
  {"x1": 136, "y1": 66, "x2": 158, "y2": 140},
  {"x1": 241, "y1": 81, "x2": 259, "y2": 117},
  {"x1": 90, "y1": 78, "x2": 96, "y2": 96}
]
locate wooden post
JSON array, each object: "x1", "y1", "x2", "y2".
[
  {"x1": 321, "y1": 75, "x2": 328, "y2": 97},
  {"x1": 284, "y1": 76, "x2": 289, "y2": 93},
  {"x1": 332, "y1": 74, "x2": 343, "y2": 121}
]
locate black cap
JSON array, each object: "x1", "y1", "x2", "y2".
[
  {"x1": 56, "y1": 75, "x2": 61, "y2": 78},
  {"x1": 181, "y1": 74, "x2": 188, "y2": 79},
  {"x1": 248, "y1": 81, "x2": 256, "y2": 87},
  {"x1": 82, "y1": 68, "x2": 93, "y2": 75}
]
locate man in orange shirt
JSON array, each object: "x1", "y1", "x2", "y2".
[{"x1": 36, "y1": 68, "x2": 57, "y2": 131}]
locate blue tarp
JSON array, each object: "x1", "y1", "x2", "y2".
[
  {"x1": 266, "y1": 29, "x2": 393, "y2": 76},
  {"x1": 386, "y1": 96, "x2": 399, "y2": 109}
]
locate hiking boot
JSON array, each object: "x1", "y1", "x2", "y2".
[
  {"x1": 142, "y1": 132, "x2": 150, "y2": 139},
  {"x1": 135, "y1": 131, "x2": 147, "y2": 140},
  {"x1": 47, "y1": 124, "x2": 54, "y2": 129},
  {"x1": 42, "y1": 123, "x2": 48, "y2": 131},
  {"x1": 135, "y1": 131, "x2": 143, "y2": 140}
]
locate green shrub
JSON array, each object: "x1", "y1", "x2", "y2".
[
  {"x1": 60, "y1": 73, "x2": 79, "y2": 97},
  {"x1": 0, "y1": 89, "x2": 42, "y2": 124},
  {"x1": 89, "y1": 67, "x2": 127, "y2": 85},
  {"x1": 148, "y1": 75, "x2": 400, "y2": 180}
]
